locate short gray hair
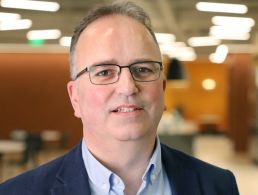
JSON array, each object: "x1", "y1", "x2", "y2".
[{"x1": 69, "y1": 1, "x2": 158, "y2": 80}]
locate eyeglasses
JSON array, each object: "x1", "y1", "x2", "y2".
[{"x1": 74, "y1": 60, "x2": 163, "y2": 85}]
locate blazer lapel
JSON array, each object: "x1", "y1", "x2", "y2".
[
  {"x1": 50, "y1": 142, "x2": 91, "y2": 195},
  {"x1": 161, "y1": 145, "x2": 202, "y2": 195},
  {"x1": 50, "y1": 142, "x2": 202, "y2": 195}
]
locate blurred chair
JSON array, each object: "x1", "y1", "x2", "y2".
[
  {"x1": 10, "y1": 129, "x2": 28, "y2": 141},
  {"x1": 10, "y1": 130, "x2": 42, "y2": 166},
  {"x1": 8, "y1": 129, "x2": 29, "y2": 165},
  {"x1": 0, "y1": 130, "x2": 27, "y2": 180},
  {"x1": 40, "y1": 130, "x2": 68, "y2": 150}
]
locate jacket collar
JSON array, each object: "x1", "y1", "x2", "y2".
[
  {"x1": 51, "y1": 142, "x2": 91, "y2": 195},
  {"x1": 50, "y1": 142, "x2": 202, "y2": 195},
  {"x1": 161, "y1": 144, "x2": 202, "y2": 195}
]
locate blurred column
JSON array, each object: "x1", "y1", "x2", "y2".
[{"x1": 227, "y1": 53, "x2": 256, "y2": 152}]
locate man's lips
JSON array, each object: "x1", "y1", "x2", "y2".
[{"x1": 111, "y1": 105, "x2": 144, "y2": 113}]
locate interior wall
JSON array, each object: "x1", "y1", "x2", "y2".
[{"x1": 0, "y1": 53, "x2": 82, "y2": 148}]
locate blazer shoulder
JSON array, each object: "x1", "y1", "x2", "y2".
[{"x1": 161, "y1": 144, "x2": 239, "y2": 195}]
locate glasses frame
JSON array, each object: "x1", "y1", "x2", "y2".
[{"x1": 74, "y1": 60, "x2": 163, "y2": 85}]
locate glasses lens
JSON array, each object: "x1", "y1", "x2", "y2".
[
  {"x1": 130, "y1": 62, "x2": 161, "y2": 82},
  {"x1": 89, "y1": 65, "x2": 119, "y2": 84}
]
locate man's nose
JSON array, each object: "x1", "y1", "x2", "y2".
[{"x1": 116, "y1": 68, "x2": 139, "y2": 96}]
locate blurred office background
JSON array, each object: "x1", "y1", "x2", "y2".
[{"x1": 0, "y1": 0, "x2": 258, "y2": 194}]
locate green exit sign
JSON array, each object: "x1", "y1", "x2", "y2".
[{"x1": 29, "y1": 39, "x2": 45, "y2": 46}]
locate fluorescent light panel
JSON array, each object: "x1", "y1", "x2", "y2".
[
  {"x1": 176, "y1": 47, "x2": 197, "y2": 61},
  {"x1": 212, "y1": 16, "x2": 255, "y2": 27},
  {"x1": 59, "y1": 36, "x2": 71, "y2": 47},
  {"x1": 0, "y1": 19, "x2": 32, "y2": 30},
  {"x1": 210, "y1": 31, "x2": 250, "y2": 40},
  {"x1": 0, "y1": 0, "x2": 60, "y2": 12},
  {"x1": 196, "y1": 2, "x2": 247, "y2": 14},
  {"x1": 27, "y1": 29, "x2": 61, "y2": 40},
  {"x1": 209, "y1": 44, "x2": 228, "y2": 63},
  {"x1": 210, "y1": 16, "x2": 254, "y2": 40},
  {"x1": 0, "y1": 12, "x2": 21, "y2": 21},
  {"x1": 188, "y1": 36, "x2": 221, "y2": 47},
  {"x1": 210, "y1": 25, "x2": 251, "y2": 35},
  {"x1": 155, "y1": 33, "x2": 176, "y2": 44},
  {"x1": 159, "y1": 44, "x2": 196, "y2": 61}
]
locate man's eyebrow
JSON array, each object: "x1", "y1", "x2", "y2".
[
  {"x1": 89, "y1": 58, "x2": 159, "y2": 66},
  {"x1": 90, "y1": 59, "x2": 118, "y2": 66},
  {"x1": 131, "y1": 58, "x2": 157, "y2": 63}
]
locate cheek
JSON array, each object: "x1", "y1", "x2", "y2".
[
  {"x1": 78, "y1": 85, "x2": 112, "y2": 114},
  {"x1": 145, "y1": 82, "x2": 164, "y2": 103}
]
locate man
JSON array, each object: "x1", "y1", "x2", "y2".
[{"x1": 0, "y1": 1, "x2": 239, "y2": 195}]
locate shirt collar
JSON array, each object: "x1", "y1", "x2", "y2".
[
  {"x1": 81, "y1": 137, "x2": 163, "y2": 191},
  {"x1": 142, "y1": 138, "x2": 162, "y2": 185},
  {"x1": 82, "y1": 140, "x2": 112, "y2": 192}
]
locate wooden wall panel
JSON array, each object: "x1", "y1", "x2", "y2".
[
  {"x1": 0, "y1": 53, "x2": 82, "y2": 147},
  {"x1": 227, "y1": 54, "x2": 255, "y2": 152}
]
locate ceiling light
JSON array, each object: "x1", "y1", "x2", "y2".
[
  {"x1": 171, "y1": 42, "x2": 186, "y2": 47},
  {"x1": 188, "y1": 36, "x2": 221, "y2": 47},
  {"x1": 210, "y1": 25, "x2": 251, "y2": 35},
  {"x1": 0, "y1": 19, "x2": 32, "y2": 30},
  {"x1": 196, "y1": 2, "x2": 247, "y2": 14},
  {"x1": 209, "y1": 44, "x2": 228, "y2": 63},
  {"x1": 59, "y1": 36, "x2": 71, "y2": 47},
  {"x1": 155, "y1": 33, "x2": 176, "y2": 44},
  {"x1": 0, "y1": 0, "x2": 60, "y2": 12},
  {"x1": 212, "y1": 16, "x2": 255, "y2": 28},
  {"x1": 0, "y1": 12, "x2": 21, "y2": 22},
  {"x1": 177, "y1": 47, "x2": 197, "y2": 61},
  {"x1": 160, "y1": 44, "x2": 196, "y2": 61},
  {"x1": 210, "y1": 31, "x2": 250, "y2": 40},
  {"x1": 27, "y1": 29, "x2": 61, "y2": 40}
]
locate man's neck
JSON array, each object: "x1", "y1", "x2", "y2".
[{"x1": 83, "y1": 133, "x2": 156, "y2": 192}]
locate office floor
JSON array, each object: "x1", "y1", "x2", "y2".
[
  {"x1": 1, "y1": 135, "x2": 258, "y2": 194},
  {"x1": 194, "y1": 135, "x2": 258, "y2": 195}
]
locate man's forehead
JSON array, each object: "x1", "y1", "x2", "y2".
[
  {"x1": 74, "y1": 14, "x2": 160, "y2": 66},
  {"x1": 81, "y1": 14, "x2": 148, "y2": 38}
]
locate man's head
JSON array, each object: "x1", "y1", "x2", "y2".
[
  {"x1": 69, "y1": 1, "x2": 158, "y2": 80},
  {"x1": 67, "y1": 1, "x2": 166, "y2": 144}
]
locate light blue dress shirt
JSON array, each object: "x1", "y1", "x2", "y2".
[{"x1": 81, "y1": 138, "x2": 172, "y2": 195}]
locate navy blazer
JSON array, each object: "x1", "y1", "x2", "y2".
[{"x1": 0, "y1": 142, "x2": 239, "y2": 195}]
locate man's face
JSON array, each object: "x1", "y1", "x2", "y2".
[{"x1": 68, "y1": 15, "x2": 166, "y2": 143}]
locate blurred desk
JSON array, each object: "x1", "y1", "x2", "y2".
[
  {"x1": 159, "y1": 134, "x2": 196, "y2": 156},
  {"x1": 0, "y1": 140, "x2": 25, "y2": 154},
  {"x1": 158, "y1": 113, "x2": 198, "y2": 155},
  {"x1": 0, "y1": 140, "x2": 26, "y2": 181}
]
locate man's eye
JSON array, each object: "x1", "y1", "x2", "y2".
[
  {"x1": 94, "y1": 68, "x2": 117, "y2": 77},
  {"x1": 96, "y1": 70, "x2": 111, "y2": 76},
  {"x1": 134, "y1": 67, "x2": 154, "y2": 73}
]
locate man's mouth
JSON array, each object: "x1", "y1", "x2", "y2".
[{"x1": 112, "y1": 106, "x2": 143, "y2": 113}]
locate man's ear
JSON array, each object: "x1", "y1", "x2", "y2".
[
  {"x1": 163, "y1": 79, "x2": 166, "y2": 91},
  {"x1": 67, "y1": 81, "x2": 81, "y2": 118},
  {"x1": 163, "y1": 79, "x2": 167, "y2": 112}
]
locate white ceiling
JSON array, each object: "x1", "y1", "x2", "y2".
[{"x1": 0, "y1": 0, "x2": 258, "y2": 58}]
